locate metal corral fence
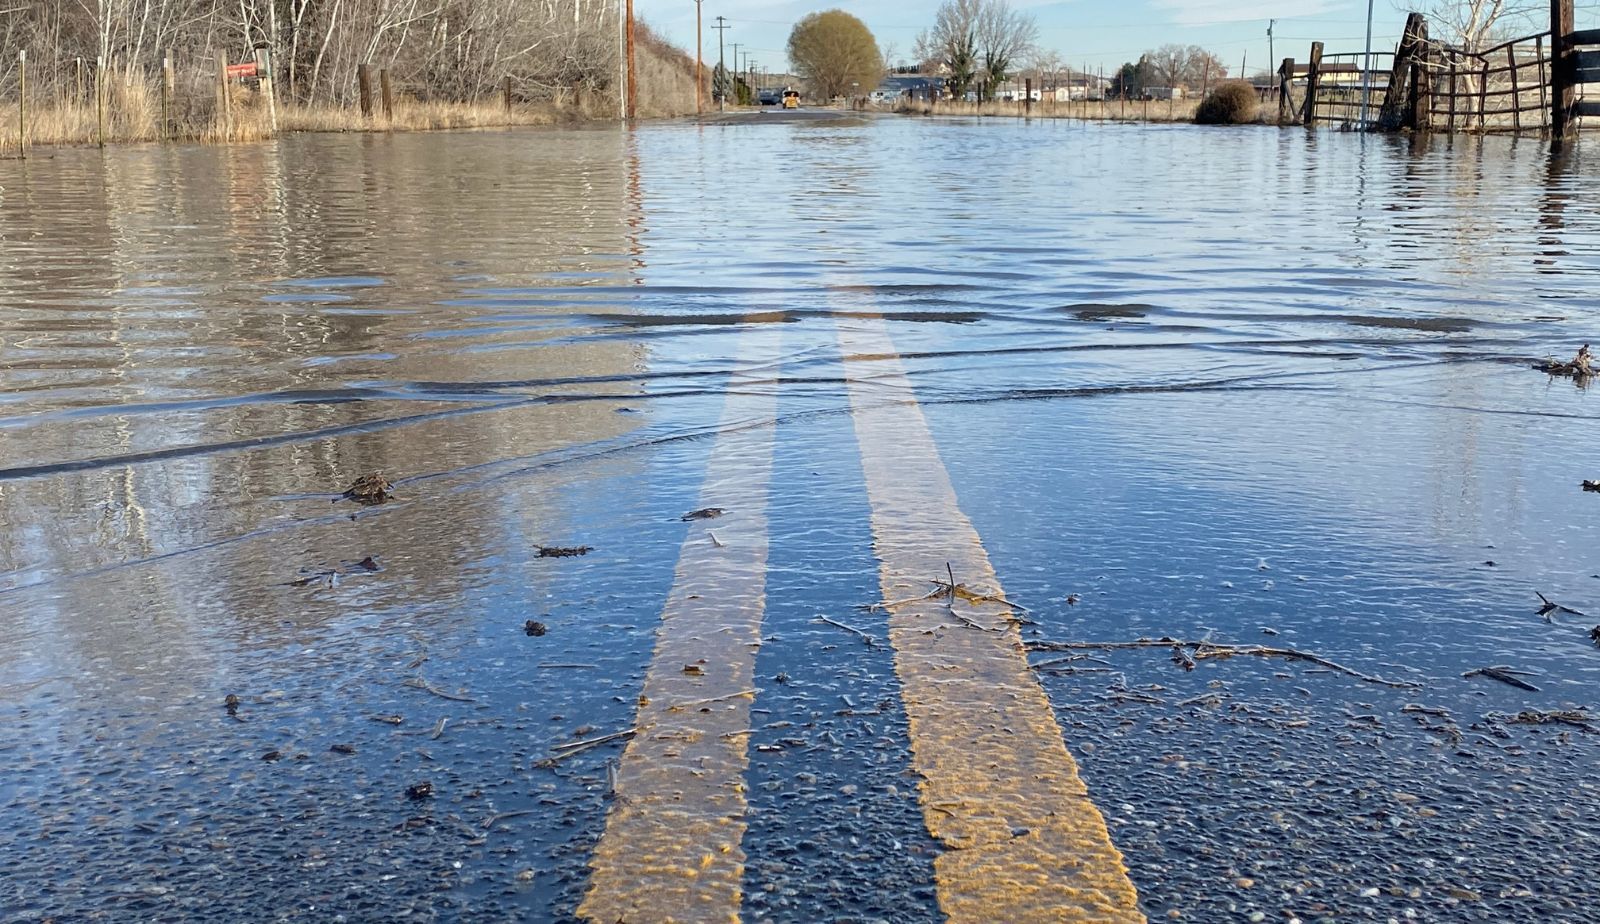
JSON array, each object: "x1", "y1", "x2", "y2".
[{"x1": 1283, "y1": 1, "x2": 1597, "y2": 136}]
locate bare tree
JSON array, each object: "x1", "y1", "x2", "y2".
[
  {"x1": 974, "y1": 0, "x2": 1036, "y2": 98},
  {"x1": 1408, "y1": 0, "x2": 1540, "y2": 53},
  {"x1": 914, "y1": 0, "x2": 981, "y2": 98},
  {"x1": 1142, "y1": 43, "x2": 1226, "y2": 89}
]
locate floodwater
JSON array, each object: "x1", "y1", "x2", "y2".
[{"x1": 2, "y1": 116, "x2": 1599, "y2": 922}]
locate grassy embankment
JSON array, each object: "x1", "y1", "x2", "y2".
[{"x1": 0, "y1": 25, "x2": 700, "y2": 153}]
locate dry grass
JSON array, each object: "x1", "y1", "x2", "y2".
[
  {"x1": 895, "y1": 96, "x2": 1205, "y2": 123},
  {"x1": 1195, "y1": 81, "x2": 1260, "y2": 125},
  {"x1": 0, "y1": 35, "x2": 701, "y2": 154}
]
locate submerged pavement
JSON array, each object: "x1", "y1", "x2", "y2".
[{"x1": 3, "y1": 118, "x2": 1600, "y2": 922}]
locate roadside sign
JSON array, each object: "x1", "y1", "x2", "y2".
[{"x1": 225, "y1": 62, "x2": 257, "y2": 79}]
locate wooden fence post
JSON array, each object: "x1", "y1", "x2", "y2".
[
  {"x1": 504, "y1": 75, "x2": 513, "y2": 113},
  {"x1": 95, "y1": 56, "x2": 106, "y2": 147},
  {"x1": 1509, "y1": 44, "x2": 1521, "y2": 133},
  {"x1": 379, "y1": 67, "x2": 393, "y2": 124},
  {"x1": 1278, "y1": 58, "x2": 1295, "y2": 123},
  {"x1": 1379, "y1": 12, "x2": 1427, "y2": 130},
  {"x1": 1024, "y1": 77, "x2": 1032, "y2": 114},
  {"x1": 1302, "y1": 42, "x2": 1324, "y2": 126},
  {"x1": 357, "y1": 64, "x2": 373, "y2": 119},
  {"x1": 1550, "y1": 0, "x2": 1575, "y2": 139},
  {"x1": 1412, "y1": 53, "x2": 1433, "y2": 132},
  {"x1": 17, "y1": 50, "x2": 25, "y2": 159}
]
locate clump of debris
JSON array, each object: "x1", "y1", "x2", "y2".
[{"x1": 1536, "y1": 344, "x2": 1593, "y2": 379}]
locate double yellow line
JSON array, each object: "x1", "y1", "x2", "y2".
[{"x1": 580, "y1": 317, "x2": 1142, "y2": 922}]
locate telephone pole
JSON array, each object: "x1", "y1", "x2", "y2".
[
  {"x1": 1268, "y1": 19, "x2": 1276, "y2": 75},
  {"x1": 625, "y1": 0, "x2": 636, "y2": 120},
  {"x1": 713, "y1": 16, "x2": 729, "y2": 112},
  {"x1": 694, "y1": 0, "x2": 704, "y2": 115}
]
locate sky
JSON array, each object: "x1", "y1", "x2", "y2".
[{"x1": 634, "y1": 0, "x2": 1425, "y2": 79}]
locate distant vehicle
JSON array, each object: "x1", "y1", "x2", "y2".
[
  {"x1": 782, "y1": 89, "x2": 800, "y2": 109},
  {"x1": 868, "y1": 90, "x2": 894, "y2": 104},
  {"x1": 758, "y1": 89, "x2": 780, "y2": 106}
]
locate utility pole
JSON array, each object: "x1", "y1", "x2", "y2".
[
  {"x1": 714, "y1": 16, "x2": 729, "y2": 112},
  {"x1": 1268, "y1": 19, "x2": 1276, "y2": 76},
  {"x1": 625, "y1": 0, "x2": 637, "y2": 120},
  {"x1": 730, "y1": 42, "x2": 742, "y2": 103},
  {"x1": 695, "y1": 0, "x2": 704, "y2": 115},
  {"x1": 1358, "y1": 0, "x2": 1375, "y2": 128}
]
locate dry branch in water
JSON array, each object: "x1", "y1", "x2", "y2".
[
  {"x1": 1024, "y1": 637, "x2": 1422, "y2": 689},
  {"x1": 1536, "y1": 344, "x2": 1593, "y2": 379}
]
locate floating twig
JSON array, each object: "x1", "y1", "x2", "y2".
[
  {"x1": 538, "y1": 545, "x2": 593, "y2": 558},
  {"x1": 404, "y1": 677, "x2": 478, "y2": 703},
  {"x1": 1536, "y1": 592, "x2": 1589, "y2": 621},
  {"x1": 430, "y1": 717, "x2": 448, "y2": 740},
  {"x1": 668, "y1": 689, "x2": 757, "y2": 712},
  {"x1": 550, "y1": 727, "x2": 637, "y2": 753},
  {"x1": 814, "y1": 614, "x2": 880, "y2": 647},
  {"x1": 1024, "y1": 637, "x2": 1421, "y2": 689},
  {"x1": 1029, "y1": 654, "x2": 1114, "y2": 671},
  {"x1": 538, "y1": 662, "x2": 598, "y2": 669},
  {"x1": 535, "y1": 729, "x2": 637, "y2": 767},
  {"x1": 1491, "y1": 708, "x2": 1594, "y2": 731},
  {"x1": 483, "y1": 810, "x2": 537, "y2": 832},
  {"x1": 1463, "y1": 665, "x2": 1541, "y2": 692}
]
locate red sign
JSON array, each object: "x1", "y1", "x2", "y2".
[{"x1": 225, "y1": 62, "x2": 258, "y2": 79}]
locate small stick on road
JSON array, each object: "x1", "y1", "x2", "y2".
[
  {"x1": 1463, "y1": 665, "x2": 1541, "y2": 692},
  {"x1": 814, "y1": 614, "x2": 880, "y2": 647},
  {"x1": 1025, "y1": 638, "x2": 1421, "y2": 689}
]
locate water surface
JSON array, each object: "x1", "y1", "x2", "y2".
[{"x1": 2, "y1": 117, "x2": 1599, "y2": 921}]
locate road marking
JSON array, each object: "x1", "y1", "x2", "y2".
[
  {"x1": 578, "y1": 330, "x2": 780, "y2": 924},
  {"x1": 838, "y1": 314, "x2": 1145, "y2": 923}
]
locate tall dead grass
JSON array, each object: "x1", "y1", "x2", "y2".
[
  {"x1": 0, "y1": 26, "x2": 701, "y2": 154},
  {"x1": 895, "y1": 96, "x2": 1205, "y2": 123}
]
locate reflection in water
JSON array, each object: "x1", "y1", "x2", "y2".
[{"x1": 1, "y1": 119, "x2": 1599, "y2": 920}]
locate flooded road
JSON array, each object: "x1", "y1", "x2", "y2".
[{"x1": 3, "y1": 116, "x2": 1599, "y2": 922}]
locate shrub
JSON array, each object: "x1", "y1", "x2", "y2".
[{"x1": 1194, "y1": 81, "x2": 1259, "y2": 125}]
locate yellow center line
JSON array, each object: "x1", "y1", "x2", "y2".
[
  {"x1": 837, "y1": 314, "x2": 1145, "y2": 923},
  {"x1": 578, "y1": 328, "x2": 780, "y2": 924}
]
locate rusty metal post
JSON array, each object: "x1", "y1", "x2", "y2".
[
  {"x1": 1551, "y1": 0, "x2": 1575, "y2": 138},
  {"x1": 1448, "y1": 57, "x2": 1457, "y2": 131},
  {"x1": 1510, "y1": 43, "x2": 1522, "y2": 132}
]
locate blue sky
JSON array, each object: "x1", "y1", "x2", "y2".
[{"x1": 635, "y1": 1, "x2": 1424, "y2": 78}]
